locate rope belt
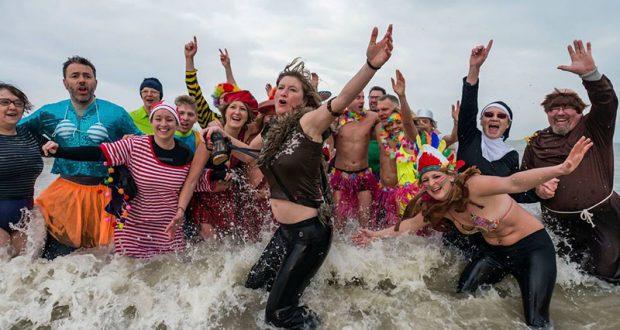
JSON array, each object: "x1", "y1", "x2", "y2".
[{"x1": 543, "y1": 190, "x2": 615, "y2": 228}]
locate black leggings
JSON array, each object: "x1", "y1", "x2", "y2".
[
  {"x1": 457, "y1": 229, "x2": 556, "y2": 328},
  {"x1": 246, "y1": 217, "x2": 332, "y2": 329}
]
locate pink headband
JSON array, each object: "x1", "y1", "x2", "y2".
[{"x1": 149, "y1": 100, "x2": 180, "y2": 124}]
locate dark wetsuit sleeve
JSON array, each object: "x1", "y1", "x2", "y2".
[
  {"x1": 55, "y1": 146, "x2": 106, "y2": 162},
  {"x1": 458, "y1": 77, "x2": 481, "y2": 145}
]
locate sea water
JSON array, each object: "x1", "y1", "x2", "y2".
[{"x1": 1, "y1": 143, "x2": 619, "y2": 329}]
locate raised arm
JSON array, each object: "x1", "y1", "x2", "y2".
[
  {"x1": 219, "y1": 48, "x2": 238, "y2": 86},
  {"x1": 466, "y1": 39, "x2": 492, "y2": 85},
  {"x1": 391, "y1": 69, "x2": 418, "y2": 141},
  {"x1": 300, "y1": 25, "x2": 394, "y2": 139},
  {"x1": 471, "y1": 137, "x2": 593, "y2": 196},
  {"x1": 459, "y1": 40, "x2": 493, "y2": 143},
  {"x1": 442, "y1": 101, "x2": 459, "y2": 146},
  {"x1": 184, "y1": 36, "x2": 221, "y2": 127},
  {"x1": 558, "y1": 40, "x2": 617, "y2": 133}
]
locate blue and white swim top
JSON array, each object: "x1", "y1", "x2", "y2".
[{"x1": 52, "y1": 100, "x2": 109, "y2": 143}]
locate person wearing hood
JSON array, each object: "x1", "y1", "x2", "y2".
[{"x1": 445, "y1": 40, "x2": 542, "y2": 259}]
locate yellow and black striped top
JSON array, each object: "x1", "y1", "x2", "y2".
[{"x1": 185, "y1": 69, "x2": 221, "y2": 128}]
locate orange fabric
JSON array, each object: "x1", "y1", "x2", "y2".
[{"x1": 36, "y1": 178, "x2": 113, "y2": 248}]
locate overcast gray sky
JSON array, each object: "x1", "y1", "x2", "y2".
[{"x1": 2, "y1": 0, "x2": 619, "y2": 141}]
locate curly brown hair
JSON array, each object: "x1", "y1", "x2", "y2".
[
  {"x1": 400, "y1": 167, "x2": 481, "y2": 232},
  {"x1": 275, "y1": 58, "x2": 322, "y2": 110}
]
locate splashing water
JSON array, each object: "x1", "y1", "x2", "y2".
[{"x1": 2, "y1": 156, "x2": 619, "y2": 329}]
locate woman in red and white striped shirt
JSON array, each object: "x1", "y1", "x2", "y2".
[{"x1": 43, "y1": 101, "x2": 193, "y2": 258}]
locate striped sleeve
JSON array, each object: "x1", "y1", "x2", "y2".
[
  {"x1": 101, "y1": 137, "x2": 134, "y2": 166},
  {"x1": 186, "y1": 70, "x2": 221, "y2": 128},
  {"x1": 195, "y1": 168, "x2": 217, "y2": 192}
]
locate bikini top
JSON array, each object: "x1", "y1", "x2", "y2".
[
  {"x1": 52, "y1": 100, "x2": 109, "y2": 143},
  {"x1": 452, "y1": 199, "x2": 514, "y2": 235}
]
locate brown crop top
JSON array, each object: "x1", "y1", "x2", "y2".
[{"x1": 260, "y1": 123, "x2": 329, "y2": 208}]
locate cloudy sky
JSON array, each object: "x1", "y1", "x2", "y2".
[{"x1": 2, "y1": 0, "x2": 619, "y2": 141}]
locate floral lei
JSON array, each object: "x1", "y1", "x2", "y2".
[
  {"x1": 338, "y1": 109, "x2": 367, "y2": 127},
  {"x1": 379, "y1": 128, "x2": 416, "y2": 163}
]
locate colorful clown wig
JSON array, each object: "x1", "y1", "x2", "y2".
[{"x1": 212, "y1": 82, "x2": 240, "y2": 107}]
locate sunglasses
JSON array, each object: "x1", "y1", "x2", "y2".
[{"x1": 483, "y1": 111, "x2": 508, "y2": 119}]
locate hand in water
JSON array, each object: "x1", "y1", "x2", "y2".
[
  {"x1": 165, "y1": 209, "x2": 184, "y2": 241},
  {"x1": 352, "y1": 229, "x2": 377, "y2": 246}
]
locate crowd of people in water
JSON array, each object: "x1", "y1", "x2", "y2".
[{"x1": 1, "y1": 25, "x2": 618, "y2": 328}]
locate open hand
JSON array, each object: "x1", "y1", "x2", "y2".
[
  {"x1": 42, "y1": 141, "x2": 59, "y2": 156},
  {"x1": 352, "y1": 228, "x2": 377, "y2": 246},
  {"x1": 366, "y1": 24, "x2": 394, "y2": 70},
  {"x1": 557, "y1": 40, "x2": 596, "y2": 75},
  {"x1": 559, "y1": 136, "x2": 593, "y2": 175},
  {"x1": 390, "y1": 69, "x2": 406, "y2": 96},
  {"x1": 184, "y1": 36, "x2": 198, "y2": 59},
  {"x1": 310, "y1": 72, "x2": 319, "y2": 90},
  {"x1": 469, "y1": 39, "x2": 493, "y2": 68},
  {"x1": 165, "y1": 210, "x2": 184, "y2": 241}
]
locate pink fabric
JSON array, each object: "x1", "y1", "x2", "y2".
[{"x1": 329, "y1": 168, "x2": 377, "y2": 220}]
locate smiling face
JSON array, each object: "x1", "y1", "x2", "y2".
[
  {"x1": 546, "y1": 105, "x2": 582, "y2": 135},
  {"x1": 420, "y1": 170, "x2": 453, "y2": 201},
  {"x1": 177, "y1": 103, "x2": 197, "y2": 134},
  {"x1": 480, "y1": 106, "x2": 511, "y2": 139},
  {"x1": 385, "y1": 113, "x2": 403, "y2": 136},
  {"x1": 223, "y1": 100, "x2": 250, "y2": 131},
  {"x1": 150, "y1": 109, "x2": 178, "y2": 140},
  {"x1": 63, "y1": 63, "x2": 97, "y2": 106},
  {"x1": 274, "y1": 76, "x2": 305, "y2": 115},
  {"x1": 0, "y1": 89, "x2": 25, "y2": 129},
  {"x1": 140, "y1": 87, "x2": 162, "y2": 113}
]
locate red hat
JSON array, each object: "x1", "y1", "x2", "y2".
[
  {"x1": 257, "y1": 99, "x2": 275, "y2": 114},
  {"x1": 222, "y1": 90, "x2": 258, "y2": 115}
]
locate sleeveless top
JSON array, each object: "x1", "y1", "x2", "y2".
[{"x1": 260, "y1": 123, "x2": 327, "y2": 208}]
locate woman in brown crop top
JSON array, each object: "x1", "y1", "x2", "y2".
[
  {"x1": 168, "y1": 25, "x2": 394, "y2": 329},
  {"x1": 354, "y1": 133, "x2": 592, "y2": 327}
]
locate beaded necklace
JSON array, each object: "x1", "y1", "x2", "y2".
[
  {"x1": 379, "y1": 129, "x2": 416, "y2": 163},
  {"x1": 338, "y1": 109, "x2": 367, "y2": 127}
]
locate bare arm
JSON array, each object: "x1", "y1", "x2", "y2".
[
  {"x1": 165, "y1": 142, "x2": 210, "y2": 239},
  {"x1": 470, "y1": 137, "x2": 592, "y2": 197},
  {"x1": 466, "y1": 40, "x2": 493, "y2": 85},
  {"x1": 352, "y1": 213, "x2": 426, "y2": 246},
  {"x1": 201, "y1": 126, "x2": 263, "y2": 164},
  {"x1": 442, "y1": 101, "x2": 460, "y2": 146},
  {"x1": 219, "y1": 48, "x2": 238, "y2": 86},
  {"x1": 391, "y1": 69, "x2": 418, "y2": 141},
  {"x1": 301, "y1": 25, "x2": 394, "y2": 140}
]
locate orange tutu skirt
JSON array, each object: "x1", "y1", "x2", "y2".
[{"x1": 36, "y1": 177, "x2": 113, "y2": 248}]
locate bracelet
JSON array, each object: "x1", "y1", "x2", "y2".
[
  {"x1": 177, "y1": 206, "x2": 185, "y2": 213},
  {"x1": 325, "y1": 97, "x2": 340, "y2": 117},
  {"x1": 366, "y1": 58, "x2": 381, "y2": 71}
]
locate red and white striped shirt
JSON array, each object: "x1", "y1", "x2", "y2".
[{"x1": 101, "y1": 136, "x2": 190, "y2": 258}]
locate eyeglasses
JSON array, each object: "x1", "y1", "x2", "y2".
[
  {"x1": 482, "y1": 111, "x2": 508, "y2": 119},
  {"x1": 0, "y1": 98, "x2": 25, "y2": 109},
  {"x1": 545, "y1": 106, "x2": 576, "y2": 114}
]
